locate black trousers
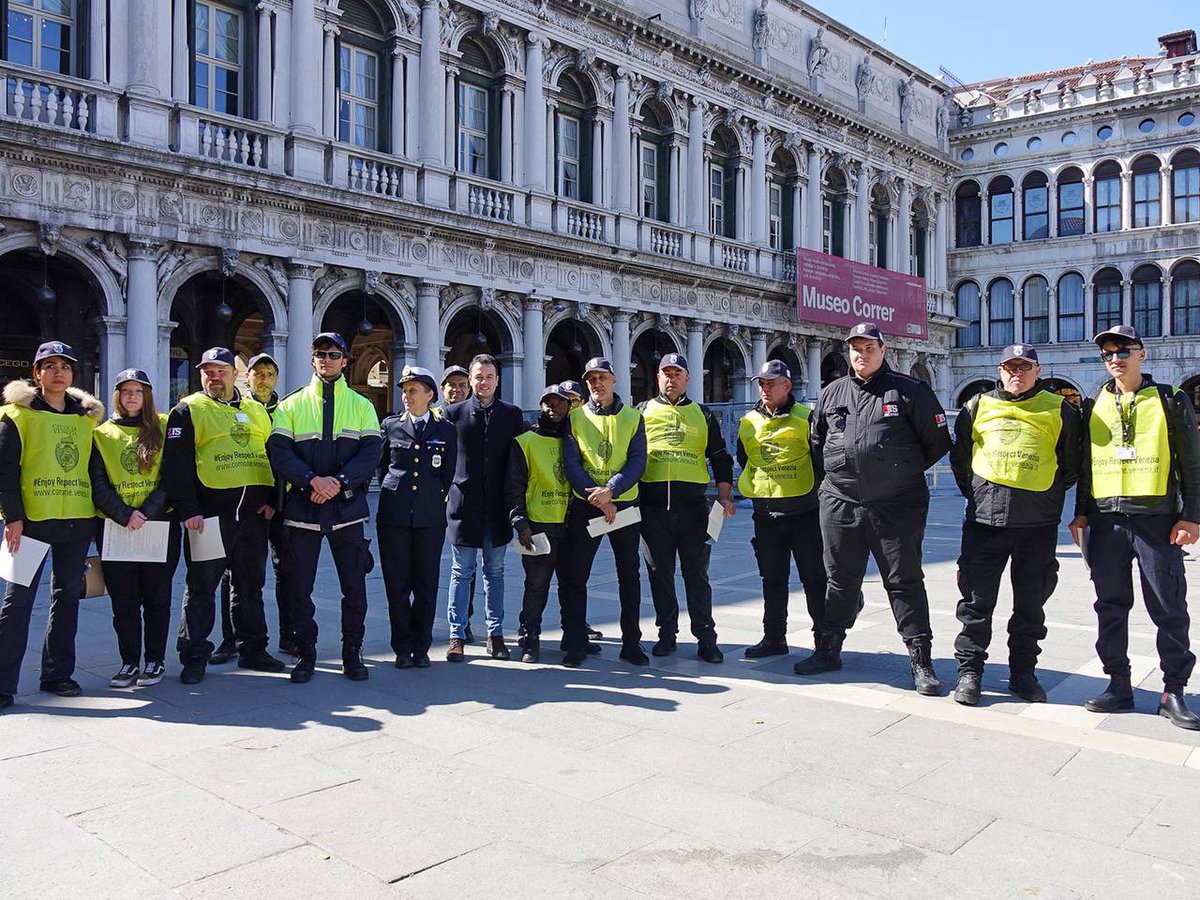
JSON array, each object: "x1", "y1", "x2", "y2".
[
  {"x1": 750, "y1": 509, "x2": 828, "y2": 643},
  {"x1": 563, "y1": 499, "x2": 642, "y2": 649},
  {"x1": 100, "y1": 523, "x2": 182, "y2": 666},
  {"x1": 379, "y1": 523, "x2": 446, "y2": 657},
  {"x1": 953, "y1": 520, "x2": 1057, "y2": 674},
  {"x1": 1089, "y1": 512, "x2": 1196, "y2": 690},
  {"x1": 285, "y1": 523, "x2": 372, "y2": 649},
  {"x1": 642, "y1": 501, "x2": 716, "y2": 645},
  {"x1": 219, "y1": 514, "x2": 291, "y2": 645},
  {"x1": 177, "y1": 514, "x2": 270, "y2": 665},
  {"x1": 0, "y1": 535, "x2": 90, "y2": 694},
  {"x1": 820, "y1": 491, "x2": 933, "y2": 644},
  {"x1": 520, "y1": 531, "x2": 583, "y2": 649}
]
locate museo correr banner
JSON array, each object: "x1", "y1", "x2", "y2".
[{"x1": 796, "y1": 249, "x2": 928, "y2": 340}]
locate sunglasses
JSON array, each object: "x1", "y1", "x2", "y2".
[
  {"x1": 313, "y1": 350, "x2": 345, "y2": 360},
  {"x1": 1000, "y1": 362, "x2": 1034, "y2": 374},
  {"x1": 1100, "y1": 349, "x2": 1134, "y2": 362}
]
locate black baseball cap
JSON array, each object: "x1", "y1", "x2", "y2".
[
  {"x1": 999, "y1": 344, "x2": 1039, "y2": 364},
  {"x1": 396, "y1": 365, "x2": 438, "y2": 392},
  {"x1": 847, "y1": 322, "x2": 885, "y2": 343},
  {"x1": 197, "y1": 347, "x2": 236, "y2": 368},
  {"x1": 114, "y1": 368, "x2": 152, "y2": 388},
  {"x1": 441, "y1": 365, "x2": 469, "y2": 385},
  {"x1": 33, "y1": 340, "x2": 77, "y2": 363},
  {"x1": 559, "y1": 380, "x2": 585, "y2": 399},
  {"x1": 659, "y1": 353, "x2": 689, "y2": 372},
  {"x1": 246, "y1": 352, "x2": 279, "y2": 372},
  {"x1": 1093, "y1": 324, "x2": 1143, "y2": 348},
  {"x1": 583, "y1": 357, "x2": 615, "y2": 377},
  {"x1": 539, "y1": 385, "x2": 571, "y2": 403},
  {"x1": 752, "y1": 360, "x2": 792, "y2": 382},
  {"x1": 312, "y1": 332, "x2": 350, "y2": 353}
]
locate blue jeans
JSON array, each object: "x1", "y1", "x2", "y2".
[{"x1": 447, "y1": 536, "x2": 506, "y2": 638}]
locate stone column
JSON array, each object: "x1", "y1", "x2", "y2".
[
  {"x1": 98, "y1": 317, "x2": 127, "y2": 402},
  {"x1": 322, "y1": 24, "x2": 338, "y2": 138},
  {"x1": 855, "y1": 164, "x2": 871, "y2": 263},
  {"x1": 751, "y1": 330, "x2": 769, "y2": 375},
  {"x1": 980, "y1": 191, "x2": 990, "y2": 245},
  {"x1": 171, "y1": 0, "x2": 188, "y2": 101},
  {"x1": 444, "y1": 67, "x2": 458, "y2": 168},
  {"x1": 404, "y1": 50, "x2": 419, "y2": 157},
  {"x1": 1083, "y1": 282, "x2": 1095, "y2": 339},
  {"x1": 157, "y1": 322, "x2": 176, "y2": 400},
  {"x1": 1162, "y1": 166, "x2": 1173, "y2": 226},
  {"x1": 1121, "y1": 278, "x2": 1133, "y2": 324},
  {"x1": 500, "y1": 86, "x2": 514, "y2": 183},
  {"x1": 1011, "y1": 181, "x2": 1023, "y2": 243},
  {"x1": 896, "y1": 181, "x2": 912, "y2": 273},
  {"x1": 522, "y1": 297, "x2": 546, "y2": 406},
  {"x1": 285, "y1": 264, "x2": 316, "y2": 393},
  {"x1": 804, "y1": 146, "x2": 822, "y2": 250},
  {"x1": 591, "y1": 117, "x2": 604, "y2": 202},
  {"x1": 391, "y1": 343, "x2": 407, "y2": 412},
  {"x1": 289, "y1": 0, "x2": 322, "y2": 134},
  {"x1": 1120, "y1": 171, "x2": 1132, "y2": 231},
  {"x1": 544, "y1": 101, "x2": 557, "y2": 191},
  {"x1": 750, "y1": 123, "x2": 768, "y2": 245},
  {"x1": 807, "y1": 339, "x2": 822, "y2": 401},
  {"x1": 523, "y1": 35, "x2": 547, "y2": 189},
  {"x1": 1162, "y1": 276, "x2": 1173, "y2": 336},
  {"x1": 934, "y1": 194, "x2": 948, "y2": 291},
  {"x1": 937, "y1": 359, "x2": 952, "y2": 407},
  {"x1": 127, "y1": 0, "x2": 172, "y2": 148},
  {"x1": 1047, "y1": 180, "x2": 1058, "y2": 238},
  {"x1": 1082, "y1": 175, "x2": 1094, "y2": 234},
  {"x1": 612, "y1": 311, "x2": 632, "y2": 398},
  {"x1": 687, "y1": 99, "x2": 706, "y2": 229},
  {"x1": 390, "y1": 46, "x2": 405, "y2": 153},
  {"x1": 790, "y1": 179, "x2": 803, "y2": 250},
  {"x1": 416, "y1": 280, "x2": 444, "y2": 373},
  {"x1": 1047, "y1": 284, "x2": 1058, "y2": 343},
  {"x1": 125, "y1": 239, "x2": 161, "y2": 375},
  {"x1": 670, "y1": 141, "x2": 684, "y2": 225},
  {"x1": 89, "y1": 0, "x2": 108, "y2": 82},
  {"x1": 612, "y1": 71, "x2": 631, "y2": 211},
  {"x1": 256, "y1": 3, "x2": 274, "y2": 121},
  {"x1": 418, "y1": 0, "x2": 446, "y2": 164},
  {"x1": 686, "y1": 321, "x2": 705, "y2": 402}
]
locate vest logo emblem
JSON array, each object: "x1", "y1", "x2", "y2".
[
  {"x1": 120, "y1": 444, "x2": 140, "y2": 474},
  {"x1": 996, "y1": 419, "x2": 1023, "y2": 445},
  {"x1": 553, "y1": 453, "x2": 566, "y2": 484},
  {"x1": 759, "y1": 440, "x2": 780, "y2": 465},
  {"x1": 663, "y1": 417, "x2": 686, "y2": 447},
  {"x1": 230, "y1": 422, "x2": 250, "y2": 447},
  {"x1": 597, "y1": 438, "x2": 613, "y2": 462},
  {"x1": 55, "y1": 437, "x2": 80, "y2": 472}
]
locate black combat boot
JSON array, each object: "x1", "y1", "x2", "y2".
[
  {"x1": 1009, "y1": 670, "x2": 1047, "y2": 703},
  {"x1": 1084, "y1": 674, "x2": 1134, "y2": 713},
  {"x1": 793, "y1": 630, "x2": 845, "y2": 676},
  {"x1": 953, "y1": 670, "x2": 982, "y2": 706},
  {"x1": 908, "y1": 640, "x2": 941, "y2": 696},
  {"x1": 290, "y1": 647, "x2": 317, "y2": 684},
  {"x1": 342, "y1": 643, "x2": 369, "y2": 681}
]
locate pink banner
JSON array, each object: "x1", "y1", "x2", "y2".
[{"x1": 795, "y1": 249, "x2": 927, "y2": 340}]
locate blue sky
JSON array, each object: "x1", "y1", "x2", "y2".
[{"x1": 810, "y1": 1, "x2": 1197, "y2": 84}]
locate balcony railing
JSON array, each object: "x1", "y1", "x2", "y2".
[
  {"x1": 0, "y1": 63, "x2": 119, "y2": 137},
  {"x1": 777, "y1": 251, "x2": 797, "y2": 283},
  {"x1": 554, "y1": 199, "x2": 609, "y2": 242},
  {"x1": 641, "y1": 220, "x2": 688, "y2": 259},
  {"x1": 450, "y1": 173, "x2": 524, "y2": 224},
  {"x1": 331, "y1": 144, "x2": 417, "y2": 200},
  {"x1": 175, "y1": 106, "x2": 284, "y2": 172},
  {"x1": 712, "y1": 236, "x2": 751, "y2": 273}
]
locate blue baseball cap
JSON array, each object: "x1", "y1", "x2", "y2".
[
  {"x1": 751, "y1": 360, "x2": 792, "y2": 382},
  {"x1": 558, "y1": 380, "x2": 585, "y2": 399},
  {"x1": 34, "y1": 340, "x2": 77, "y2": 363},
  {"x1": 847, "y1": 322, "x2": 885, "y2": 343},
  {"x1": 1093, "y1": 324, "x2": 1143, "y2": 348},
  {"x1": 659, "y1": 353, "x2": 689, "y2": 372},
  {"x1": 1000, "y1": 344, "x2": 1039, "y2": 364},
  {"x1": 583, "y1": 357, "x2": 615, "y2": 377},
  {"x1": 246, "y1": 352, "x2": 279, "y2": 372},
  {"x1": 114, "y1": 368, "x2": 152, "y2": 388},
  {"x1": 312, "y1": 332, "x2": 350, "y2": 354},
  {"x1": 196, "y1": 347, "x2": 236, "y2": 368}
]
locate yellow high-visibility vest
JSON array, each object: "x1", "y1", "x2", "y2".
[
  {"x1": 737, "y1": 404, "x2": 815, "y2": 499},
  {"x1": 181, "y1": 393, "x2": 273, "y2": 489},
  {"x1": 970, "y1": 391, "x2": 1064, "y2": 492},
  {"x1": 569, "y1": 404, "x2": 641, "y2": 502},
  {"x1": 642, "y1": 399, "x2": 710, "y2": 485}
]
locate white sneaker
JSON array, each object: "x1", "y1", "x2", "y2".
[
  {"x1": 110, "y1": 664, "x2": 139, "y2": 688},
  {"x1": 137, "y1": 662, "x2": 165, "y2": 686}
]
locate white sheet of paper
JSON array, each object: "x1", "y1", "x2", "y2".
[
  {"x1": 102, "y1": 519, "x2": 170, "y2": 563},
  {"x1": 0, "y1": 534, "x2": 51, "y2": 587},
  {"x1": 707, "y1": 500, "x2": 725, "y2": 543},
  {"x1": 586, "y1": 506, "x2": 642, "y2": 538},
  {"x1": 187, "y1": 517, "x2": 226, "y2": 562},
  {"x1": 512, "y1": 532, "x2": 552, "y2": 556}
]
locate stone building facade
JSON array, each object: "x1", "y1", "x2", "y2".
[{"x1": 0, "y1": 0, "x2": 956, "y2": 416}]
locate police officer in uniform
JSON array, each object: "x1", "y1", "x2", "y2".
[
  {"x1": 163, "y1": 347, "x2": 285, "y2": 684},
  {"x1": 562, "y1": 357, "x2": 649, "y2": 666},
  {"x1": 736, "y1": 360, "x2": 829, "y2": 665},
  {"x1": 949, "y1": 344, "x2": 1082, "y2": 706},
  {"x1": 0, "y1": 341, "x2": 104, "y2": 708},
  {"x1": 268, "y1": 333, "x2": 382, "y2": 684},
  {"x1": 507, "y1": 385, "x2": 582, "y2": 665},
  {"x1": 639, "y1": 353, "x2": 734, "y2": 663},
  {"x1": 1069, "y1": 325, "x2": 1200, "y2": 729},
  {"x1": 810, "y1": 323, "x2": 952, "y2": 695},
  {"x1": 378, "y1": 366, "x2": 457, "y2": 668}
]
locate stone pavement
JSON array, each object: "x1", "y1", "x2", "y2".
[{"x1": 3, "y1": 489, "x2": 1200, "y2": 899}]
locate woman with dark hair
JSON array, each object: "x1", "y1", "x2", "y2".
[
  {"x1": 91, "y1": 369, "x2": 179, "y2": 688},
  {"x1": 0, "y1": 341, "x2": 104, "y2": 710}
]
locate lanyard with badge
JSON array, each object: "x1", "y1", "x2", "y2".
[{"x1": 1115, "y1": 389, "x2": 1137, "y2": 461}]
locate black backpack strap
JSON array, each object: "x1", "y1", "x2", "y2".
[{"x1": 1154, "y1": 383, "x2": 1179, "y2": 436}]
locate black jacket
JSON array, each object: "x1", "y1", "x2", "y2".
[
  {"x1": 377, "y1": 412, "x2": 457, "y2": 529},
  {"x1": 1076, "y1": 374, "x2": 1200, "y2": 522},
  {"x1": 637, "y1": 395, "x2": 734, "y2": 509},
  {"x1": 736, "y1": 395, "x2": 823, "y2": 517},
  {"x1": 0, "y1": 381, "x2": 104, "y2": 543},
  {"x1": 161, "y1": 390, "x2": 275, "y2": 522},
  {"x1": 951, "y1": 384, "x2": 1083, "y2": 528},
  {"x1": 811, "y1": 363, "x2": 951, "y2": 504},
  {"x1": 89, "y1": 415, "x2": 172, "y2": 526},
  {"x1": 441, "y1": 394, "x2": 527, "y2": 547},
  {"x1": 505, "y1": 415, "x2": 568, "y2": 537}
]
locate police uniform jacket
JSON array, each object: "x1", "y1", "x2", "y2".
[
  {"x1": 377, "y1": 412, "x2": 457, "y2": 529},
  {"x1": 1075, "y1": 374, "x2": 1200, "y2": 521},
  {"x1": 811, "y1": 363, "x2": 951, "y2": 504},
  {"x1": 441, "y1": 395, "x2": 527, "y2": 546},
  {"x1": 950, "y1": 382, "x2": 1083, "y2": 528}
]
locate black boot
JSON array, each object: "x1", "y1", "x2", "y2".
[
  {"x1": 342, "y1": 643, "x2": 369, "y2": 681},
  {"x1": 521, "y1": 637, "x2": 540, "y2": 664},
  {"x1": 793, "y1": 631, "x2": 844, "y2": 676},
  {"x1": 1084, "y1": 674, "x2": 1134, "y2": 713},
  {"x1": 1158, "y1": 691, "x2": 1200, "y2": 730},
  {"x1": 953, "y1": 671, "x2": 982, "y2": 706},
  {"x1": 1009, "y1": 670, "x2": 1047, "y2": 703},
  {"x1": 908, "y1": 640, "x2": 941, "y2": 696},
  {"x1": 290, "y1": 647, "x2": 316, "y2": 684}
]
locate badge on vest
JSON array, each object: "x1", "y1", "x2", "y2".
[
  {"x1": 1116, "y1": 446, "x2": 1138, "y2": 461},
  {"x1": 882, "y1": 403, "x2": 899, "y2": 417},
  {"x1": 235, "y1": 412, "x2": 250, "y2": 423},
  {"x1": 432, "y1": 454, "x2": 442, "y2": 468}
]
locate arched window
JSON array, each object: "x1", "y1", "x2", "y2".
[
  {"x1": 456, "y1": 36, "x2": 501, "y2": 179},
  {"x1": 709, "y1": 124, "x2": 739, "y2": 238},
  {"x1": 1172, "y1": 261, "x2": 1200, "y2": 336},
  {"x1": 336, "y1": 0, "x2": 389, "y2": 150},
  {"x1": 1022, "y1": 172, "x2": 1049, "y2": 240},
  {"x1": 1056, "y1": 166, "x2": 1085, "y2": 237},
  {"x1": 988, "y1": 278, "x2": 1014, "y2": 346},
  {"x1": 554, "y1": 72, "x2": 595, "y2": 203},
  {"x1": 1131, "y1": 155, "x2": 1161, "y2": 228},
  {"x1": 1093, "y1": 160, "x2": 1121, "y2": 232},
  {"x1": 869, "y1": 183, "x2": 890, "y2": 268},
  {"x1": 1023, "y1": 276, "x2": 1049, "y2": 343},
  {"x1": 1093, "y1": 267, "x2": 1123, "y2": 335},
  {"x1": 955, "y1": 281, "x2": 981, "y2": 348},
  {"x1": 822, "y1": 166, "x2": 848, "y2": 258},
  {"x1": 1172, "y1": 149, "x2": 1200, "y2": 224},
  {"x1": 955, "y1": 181, "x2": 981, "y2": 248},
  {"x1": 638, "y1": 99, "x2": 672, "y2": 222},
  {"x1": 988, "y1": 176, "x2": 1014, "y2": 244},
  {"x1": 4, "y1": 0, "x2": 80, "y2": 76},
  {"x1": 768, "y1": 148, "x2": 797, "y2": 251},
  {"x1": 1132, "y1": 265, "x2": 1162, "y2": 338},
  {"x1": 1057, "y1": 273, "x2": 1085, "y2": 342}
]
